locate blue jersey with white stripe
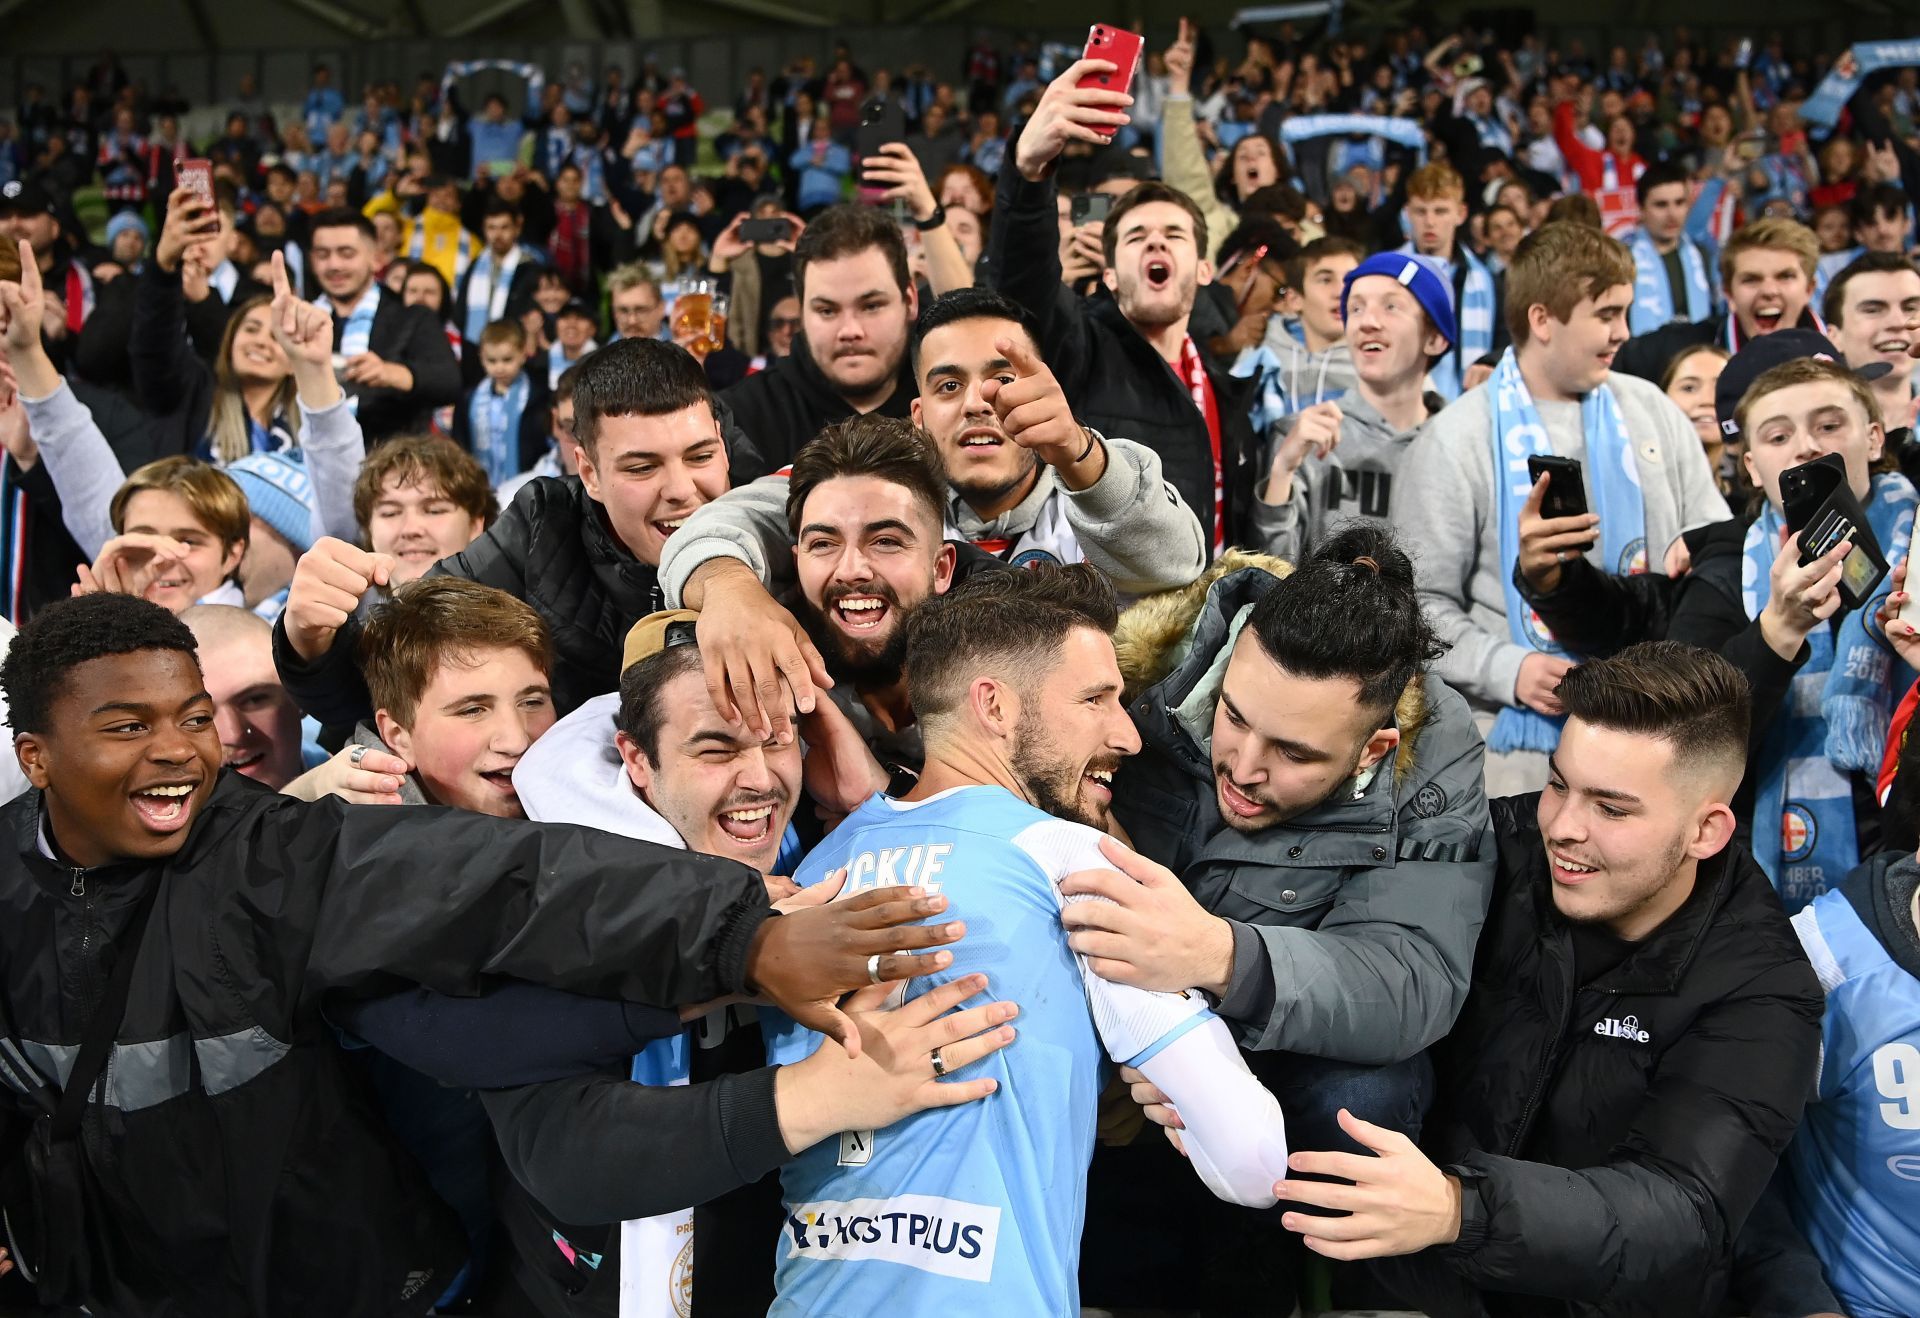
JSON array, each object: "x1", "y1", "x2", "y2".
[
  {"x1": 1788, "y1": 884, "x2": 1920, "y2": 1318},
  {"x1": 763, "y1": 787, "x2": 1211, "y2": 1317}
]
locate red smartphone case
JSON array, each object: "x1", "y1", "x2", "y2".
[{"x1": 1078, "y1": 24, "x2": 1143, "y2": 141}]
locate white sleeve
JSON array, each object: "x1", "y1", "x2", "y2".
[
  {"x1": 1012, "y1": 818, "x2": 1291, "y2": 1207},
  {"x1": 1138, "y1": 1016, "x2": 1289, "y2": 1208}
]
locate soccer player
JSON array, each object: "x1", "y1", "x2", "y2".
[{"x1": 763, "y1": 565, "x2": 1289, "y2": 1312}]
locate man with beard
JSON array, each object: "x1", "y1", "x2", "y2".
[
  {"x1": 762, "y1": 564, "x2": 1291, "y2": 1314},
  {"x1": 986, "y1": 61, "x2": 1258, "y2": 555},
  {"x1": 656, "y1": 288, "x2": 1211, "y2": 741},
  {"x1": 1056, "y1": 526, "x2": 1494, "y2": 1312},
  {"x1": 719, "y1": 205, "x2": 920, "y2": 468}
]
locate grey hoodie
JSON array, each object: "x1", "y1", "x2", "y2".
[{"x1": 1247, "y1": 389, "x2": 1443, "y2": 562}]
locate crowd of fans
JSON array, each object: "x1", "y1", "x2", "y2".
[{"x1": 0, "y1": 14, "x2": 1917, "y2": 1318}]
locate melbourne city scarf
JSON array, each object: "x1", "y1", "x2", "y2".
[
  {"x1": 462, "y1": 243, "x2": 529, "y2": 341},
  {"x1": 468, "y1": 374, "x2": 530, "y2": 487},
  {"x1": 1403, "y1": 243, "x2": 1493, "y2": 400},
  {"x1": 1490, "y1": 348, "x2": 1647, "y2": 754},
  {"x1": 1626, "y1": 228, "x2": 1712, "y2": 334},
  {"x1": 1742, "y1": 474, "x2": 1917, "y2": 910}
]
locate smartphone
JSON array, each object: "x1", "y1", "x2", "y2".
[
  {"x1": 1785, "y1": 454, "x2": 1888, "y2": 611},
  {"x1": 176, "y1": 158, "x2": 220, "y2": 234},
  {"x1": 855, "y1": 96, "x2": 907, "y2": 189},
  {"x1": 1735, "y1": 37, "x2": 1753, "y2": 70},
  {"x1": 1070, "y1": 191, "x2": 1114, "y2": 227},
  {"x1": 1078, "y1": 24, "x2": 1144, "y2": 142},
  {"x1": 1527, "y1": 455, "x2": 1589, "y2": 518},
  {"x1": 739, "y1": 217, "x2": 793, "y2": 245}
]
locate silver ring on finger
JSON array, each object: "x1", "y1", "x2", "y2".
[
  {"x1": 931, "y1": 1046, "x2": 948, "y2": 1078},
  {"x1": 347, "y1": 743, "x2": 369, "y2": 766},
  {"x1": 866, "y1": 953, "x2": 884, "y2": 985},
  {"x1": 1557, "y1": 550, "x2": 1572, "y2": 563}
]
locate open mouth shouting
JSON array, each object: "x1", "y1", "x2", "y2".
[
  {"x1": 129, "y1": 779, "x2": 201, "y2": 834},
  {"x1": 1143, "y1": 256, "x2": 1174, "y2": 292},
  {"x1": 1750, "y1": 300, "x2": 1786, "y2": 333}
]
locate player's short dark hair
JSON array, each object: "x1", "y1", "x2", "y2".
[
  {"x1": 1246, "y1": 524, "x2": 1443, "y2": 716},
  {"x1": 568, "y1": 337, "x2": 714, "y2": 457},
  {"x1": 906, "y1": 564, "x2": 1118, "y2": 727},
  {"x1": 1555, "y1": 641, "x2": 1751, "y2": 776},
  {"x1": 911, "y1": 287, "x2": 1038, "y2": 371},
  {"x1": 617, "y1": 641, "x2": 705, "y2": 764},
  {"x1": 2, "y1": 595, "x2": 199, "y2": 735}
]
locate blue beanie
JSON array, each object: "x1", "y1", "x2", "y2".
[
  {"x1": 227, "y1": 450, "x2": 317, "y2": 553},
  {"x1": 105, "y1": 210, "x2": 150, "y2": 250},
  {"x1": 1341, "y1": 252, "x2": 1458, "y2": 350}
]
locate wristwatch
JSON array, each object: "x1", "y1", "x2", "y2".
[{"x1": 912, "y1": 203, "x2": 947, "y2": 231}]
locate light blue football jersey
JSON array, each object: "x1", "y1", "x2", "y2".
[
  {"x1": 763, "y1": 786, "x2": 1213, "y2": 1317},
  {"x1": 1788, "y1": 886, "x2": 1920, "y2": 1318}
]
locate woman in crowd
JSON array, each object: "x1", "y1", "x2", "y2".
[{"x1": 1662, "y1": 344, "x2": 1733, "y2": 492}]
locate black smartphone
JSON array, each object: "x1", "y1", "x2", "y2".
[
  {"x1": 1070, "y1": 191, "x2": 1114, "y2": 227},
  {"x1": 739, "y1": 217, "x2": 792, "y2": 245},
  {"x1": 855, "y1": 96, "x2": 907, "y2": 189},
  {"x1": 1526, "y1": 455, "x2": 1589, "y2": 517},
  {"x1": 1785, "y1": 455, "x2": 1888, "y2": 611}
]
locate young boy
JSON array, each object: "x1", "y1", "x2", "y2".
[
  {"x1": 1395, "y1": 163, "x2": 1503, "y2": 399},
  {"x1": 358, "y1": 576, "x2": 556, "y2": 816},
  {"x1": 353, "y1": 434, "x2": 496, "y2": 584},
  {"x1": 454, "y1": 318, "x2": 550, "y2": 491},
  {"x1": 1262, "y1": 235, "x2": 1363, "y2": 408},
  {"x1": 1252, "y1": 252, "x2": 1453, "y2": 560}
]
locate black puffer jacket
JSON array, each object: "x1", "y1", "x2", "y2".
[
  {"x1": 718, "y1": 332, "x2": 916, "y2": 470},
  {"x1": 0, "y1": 772, "x2": 771, "y2": 1317},
  {"x1": 1375, "y1": 795, "x2": 1823, "y2": 1318}
]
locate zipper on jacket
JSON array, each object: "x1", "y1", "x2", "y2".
[
  {"x1": 1505, "y1": 964, "x2": 1576, "y2": 1158},
  {"x1": 69, "y1": 867, "x2": 85, "y2": 898}
]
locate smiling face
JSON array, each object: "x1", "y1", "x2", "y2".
[
  {"x1": 1539, "y1": 720, "x2": 1719, "y2": 938},
  {"x1": 1530, "y1": 284, "x2": 1633, "y2": 397},
  {"x1": 1728, "y1": 247, "x2": 1812, "y2": 340},
  {"x1": 119, "y1": 489, "x2": 246, "y2": 614},
  {"x1": 575, "y1": 404, "x2": 729, "y2": 566},
  {"x1": 310, "y1": 223, "x2": 374, "y2": 304},
  {"x1": 912, "y1": 316, "x2": 1039, "y2": 512},
  {"x1": 1103, "y1": 200, "x2": 1211, "y2": 331},
  {"x1": 1831, "y1": 268, "x2": 1920, "y2": 379},
  {"x1": 1741, "y1": 377, "x2": 1883, "y2": 510},
  {"x1": 226, "y1": 305, "x2": 290, "y2": 385},
  {"x1": 1344, "y1": 273, "x2": 1447, "y2": 391},
  {"x1": 999, "y1": 625, "x2": 1139, "y2": 829},
  {"x1": 18, "y1": 650, "x2": 223, "y2": 867},
  {"x1": 1208, "y1": 636, "x2": 1395, "y2": 832},
  {"x1": 795, "y1": 475, "x2": 955, "y2": 685},
  {"x1": 377, "y1": 646, "x2": 554, "y2": 817},
  {"x1": 367, "y1": 473, "x2": 485, "y2": 583},
  {"x1": 802, "y1": 248, "x2": 916, "y2": 406},
  {"x1": 618, "y1": 666, "x2": 801, "y2": 873},
  {"x1": 1663, "y1": 348, "x2": 1728, "y2": 450}
]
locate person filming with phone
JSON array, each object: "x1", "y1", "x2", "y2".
[
  {"x1": 1516, "y1": 329, "x2": 1917, "y2": 914},
  {"x1": 1393, "y1": 222, "x2": 1730, "y2": 798}
]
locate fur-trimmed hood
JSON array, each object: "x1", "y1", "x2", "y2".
[{"x1": 1114, "y1": 552, "x2": 1429, "y2": 780}]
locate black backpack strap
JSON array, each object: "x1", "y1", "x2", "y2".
[{"x1": 48, "y1": 877, "x2": 163, "y2": 1140}]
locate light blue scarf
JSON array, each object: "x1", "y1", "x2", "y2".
[
  {"x1": 1231, "y1": 344, "x2": 1290, "y2": 435},
  {"x1": 462, "y1": 243, "x2": 530, "y2": 342},
  {"x1": 469, "y1": 374, "x2": 530, "y2": 486},
  {"x1": 1490, "y1": 348, "x2": 1648, "y2": 753},
  {"x1": 1405, "y1": 242, "x2": 1494, "y2": 401},
  {"x1": 1626, "y1": 228, "x2": 1712, "y2": 335},
  {"x1": 1742, "y1": 473, "x2": 1917, "y2": 911}
]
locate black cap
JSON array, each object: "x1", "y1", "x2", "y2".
[
  {"x1": 1713, "y1": 327, "x2": 1894, "y2": 438},
  {"x1": 557, "y1": 297, "x2": 596, "y2": 321},
  {"x1": 0, "y1": 179, "x2": 56, "y2": 217}
]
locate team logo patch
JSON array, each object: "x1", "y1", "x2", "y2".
[
  {"x1": 669, "y1": 1236, "x2": 694, "y2": 1317},
  {"x1": 1782, "y1": 805, "x2": 1817, "y2": 863},
  {"x1": 1008, "y1": 548, "x2": 1064, "y2": 569},
  {"x1": 1617, "y1": 537, "x2": 1648, "y2": 576},
  {"x1": 784, "y1": 1194, "x2": 999, "y2": 1281},
  {"x1": 1412, "y1": 785, "x2": 1447, "y2": 819},
  {"x1": 1519, "y1": 607, "x2": 1557, "y2": 650}
]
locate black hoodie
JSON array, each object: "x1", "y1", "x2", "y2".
[{"x1": 718, "y1": 332, "x2": 916, "y2": 469}]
